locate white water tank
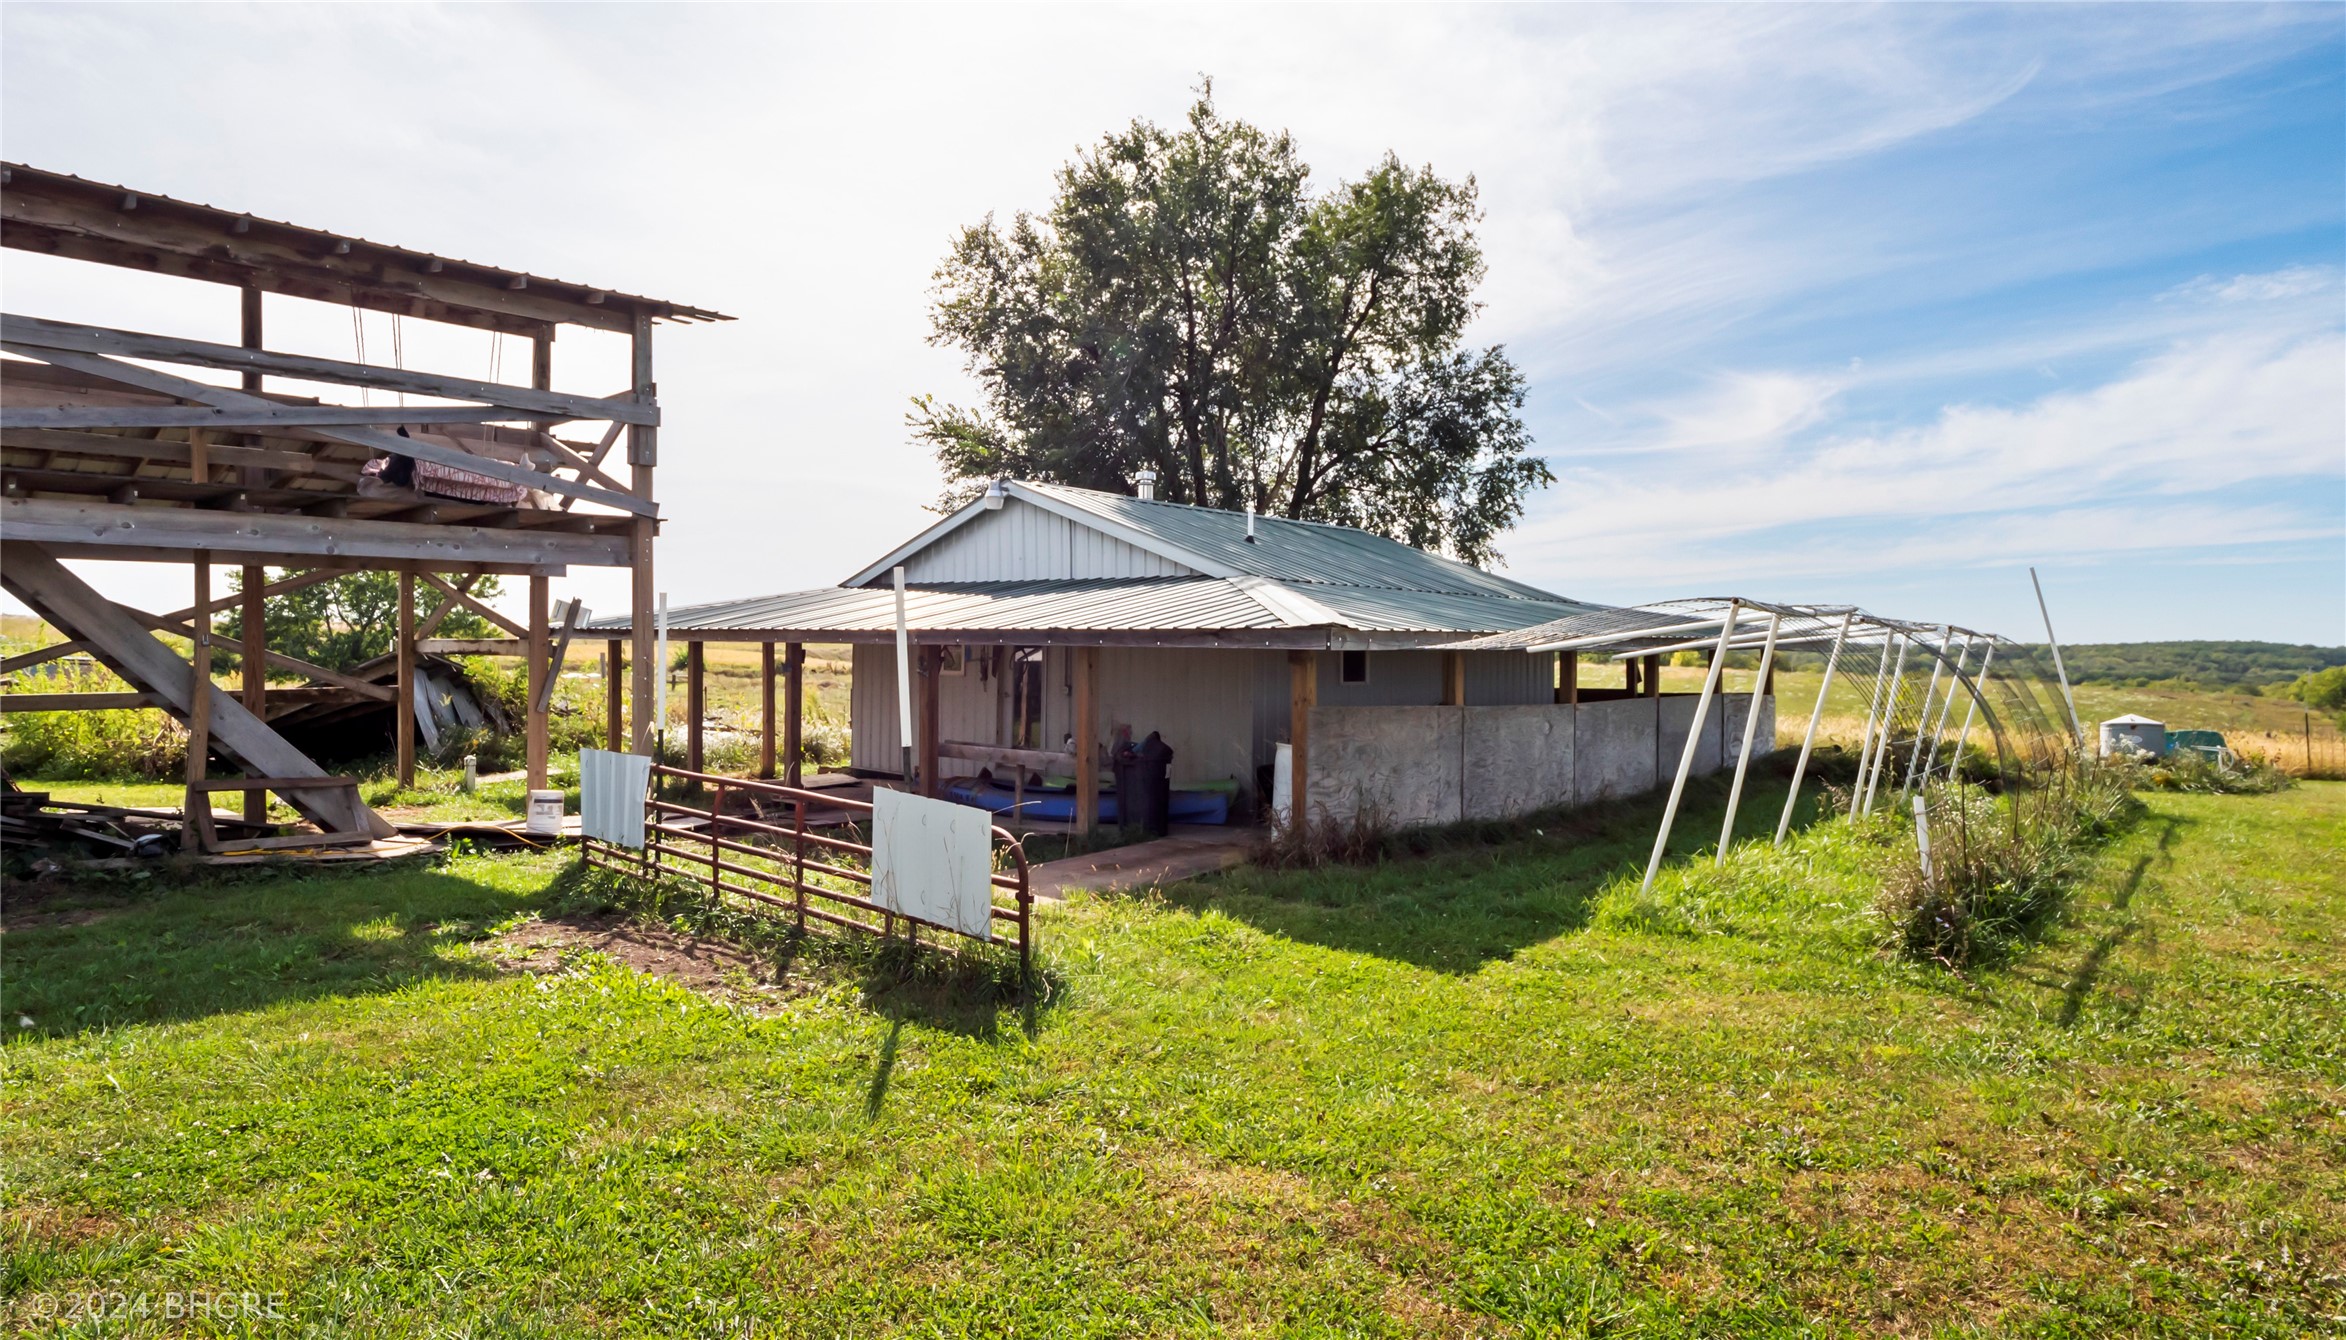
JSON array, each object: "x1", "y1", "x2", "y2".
[{"x1": 2099, "y1": 714, "x2": 2165, "y2": 759}]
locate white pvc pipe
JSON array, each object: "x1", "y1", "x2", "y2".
[
  {"x1": 1862, "y1": 633, "x2": 1912, "y2": 816},
  {"x1": 1716, "y1": 610, "x2": 1782, "y2": 862},
  {"x1": 1641, "y1": 602, "x2": 1741, "y2": 895},
  {"x1": 1917, "y1": 633, "x2": 1974, "y2": 786},
  {"x1": 1900, "y1": 625, "x2": 1953, "y2": 794},
  {"x1": 2031, "y1": 566, "x2": 2083, "y2": 748},
  {"x1": 1777, "y1": 611, "x2": 1853, "y2": 846},
  {"x1": 1850, "y1": 633, "x2": 1898, "y2": 817},
  {"x1": 1951, "y1": 641, "x2": 1995, "y2": 771},
  {"x1": 893, "y1": 565, "x2": 914, "y2": 784}
]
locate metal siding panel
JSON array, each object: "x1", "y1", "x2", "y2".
[
  {"x1": 851, "y1": 642, "x2": 901, "y2": 773},
  {"x1": 1095, "y1": 646, "x2": 1261, "y2": 793},
  {"x1": 1319, "y1": 649, "x2": 1444, "y2": 706},
  {"x1": 578, "y1": 747, "x2": 651, "y2": 847}
]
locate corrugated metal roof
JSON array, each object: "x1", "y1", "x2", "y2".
[
  {"x1": 1016, "y1": 482, "x2": 1571, "y2": 601},
  {"x1": 591, "y1": 579, "x2": 1285, "y2": 637},
  {"x1": 585, "y1": 576, "x2": 1601, "y2": 640}
]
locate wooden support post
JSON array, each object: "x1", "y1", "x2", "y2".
[
  {"x1": 183, "y1": 553, "x2": 212, "y2": 852},
  {"x1": 1289, "y1": 650, "x2": 1315, "y2": 840},
  {"x1": 630, "y1": 520, "x2": 655, "y2": 754},
  {"x1": 239, "y1": 287, "x2": 263, "y2": 389},
  {"x1": 603, "y1": 639, "x2": 623, "y2": 751},
  {"x1": 759, "y1": 642, "x2": 778, "y2": 779},
  {"x1": 1557, "y1": 652, "x2": 1579, "y2": 706},
  {"x1": 1441, "y1": 651, "x2": 1466, "y2": 706},
  {"x1": 919, "y1": 644, "x2": 942, "y2": 798},
  {"x1": 685, "y1": 641, "x2": 705, "y2": 775},
  {"x1": 1643, "y1": 654, "x2": 1662, "y2": 698},
  {"x1": 784, "y1": 642, "x2": 804, "y2": 788},
  {"x1": 395, "y1": 571, "x2": 416, "y2": 786},
  {"x1": 240, "y1": 563, "x2": 266, "y2": 821},
  {"x1": 526, "y1": 575, "x2": 550, "y2": 790},
  {"x1": 239, "y1": 287, "x2": 264, "y2": 488},
  {"x1": 1073, "y1": 647, "x2": 1098, "y2": 832},
  {"x1": 627, "y1": 310, "x2": 657, "y2": 755},
  {"x1": 187, "y1": 427, "x2": 209, "y2": 486}
]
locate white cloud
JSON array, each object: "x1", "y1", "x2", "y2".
[
  {"x1": 1511, "y1": 295, "x2": 2344, "y2": 596},
  {"x1": 1, "y1": 6, "x2": 2336, "y2": 641}
]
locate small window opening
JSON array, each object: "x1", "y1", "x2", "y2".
[{"x1": 1340, "y1": 649, "x2": 1370, "y2": 684}]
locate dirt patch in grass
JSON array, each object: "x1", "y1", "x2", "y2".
[
  {"x1": 489, "y1": 915, "x2": 814, "y2": 1013},
  {"x1": 0, "y1": 903, "x2": 127, "y2": 932}
]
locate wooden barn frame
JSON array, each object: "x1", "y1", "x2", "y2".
[{"x1": 1, "y1": 163, "x2": 729, "y2": 852}]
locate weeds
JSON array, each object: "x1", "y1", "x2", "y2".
[
  {"x1": 2111, "y1": 748, "x2": 2297, "y2": 795},
  {"x1": 1879, "y1": 764, "x2": 2144, "y2": 970}
]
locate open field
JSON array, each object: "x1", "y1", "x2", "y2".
[{"x1": 5, "y1": 773, "x2": 2339, "y2": 1335}]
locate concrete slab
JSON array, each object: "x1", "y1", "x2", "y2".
[
  {"x1": 1025, "y1": 825, "x2": 1257, "y2": 900},
  {"x1": 1462, "y1": 706, "x2": 1575, "y2": 820},
  {"x1": 1721, "y1": 694, "x2": 1778, "y2": 771},
  {"x1": 1573, "y1": 698, "x2": 1658, "y2": 802},
  {"x1": 1309, "y1": 705, "x2": 1462, "y2": 827},
  {"x1": 1658, "y1": 694, "x2": 1723, "y2": 780}
]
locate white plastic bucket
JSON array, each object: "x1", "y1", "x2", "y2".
[{"x1": 525, "y1": 788, "x2": 565, "y2": 836}]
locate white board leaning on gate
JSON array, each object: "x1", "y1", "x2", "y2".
[
  {"x1": 871, "y1": 788, "x2": 995, "y2": 941},
  {"x1": 578, "y1": 748, "x2": 654, "y2": 849}
]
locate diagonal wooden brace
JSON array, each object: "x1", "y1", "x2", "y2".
[{"x1": 0, "y1": 540, "x2": 393, "y2": 838}]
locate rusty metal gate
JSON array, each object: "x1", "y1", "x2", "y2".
[{"x1": 580, "y1": 765, "x2": 1033, "y2": 979}]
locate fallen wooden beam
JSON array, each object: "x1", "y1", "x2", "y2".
[
  {"x1": 0, "y1": 541, "x2": 390, "y2": 838},
  {"x1": 937, "y1": 741, "x2": 1078, "y2": 773},
  {"x1": 0, "y1": 691, "x2": 155, "y2": 711}
]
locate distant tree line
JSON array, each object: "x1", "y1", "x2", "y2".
[{"x1": 2024, "y1": 641, "x2": 2346, "y2": 692}]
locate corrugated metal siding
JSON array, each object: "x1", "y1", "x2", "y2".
[
  {"x1": 902, "y1": 499, "x2": 1195, "y2": 583},
  {"x1": 1317, "y1": 650, "x2": 1444, "y2": 706},
  {"x1": 1095, "y1": 647, "x2": 1262, "y2": 791},
  {"x1": 578, "y1": 747, "x2": 651, "y2": 848},
  {"x1": 850, "y1": 642, "x2": 901, "y2": 773},
  {"x1": 1466, "y1": 650, "x2": 1558, "y2": 705}
]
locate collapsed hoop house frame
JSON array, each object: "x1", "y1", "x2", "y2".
[{"x1": 1447, "y1": 597, "x2": 2085, "y2": 893}]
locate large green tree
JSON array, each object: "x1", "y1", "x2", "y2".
[{"x1": 912, "y1": 88, "x2": 1550, "y2": 566}]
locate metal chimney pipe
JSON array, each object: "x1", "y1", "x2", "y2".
[
  {"x1": 1245, "y1": 502, "x2": 1257, "y2": 543},
  {"x1": 1134, "y1": 469, "x2": 1158, "y2": 501}
]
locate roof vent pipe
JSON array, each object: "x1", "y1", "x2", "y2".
[
  {"x1": 1134, "y1": 469, "x2": 1157, "y2": 501},
  {"x1": 1245, "y1": 502, "x2": 1258, "y2": 543}
]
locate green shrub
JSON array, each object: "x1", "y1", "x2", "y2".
[{"x1": 0, "y1": 707, "x2": 186, "y2": 781}]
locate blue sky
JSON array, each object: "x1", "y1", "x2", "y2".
[{"x1": 3, "y1": 4, "x2": 2341, "y2": 643}]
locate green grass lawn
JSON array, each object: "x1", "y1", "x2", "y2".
[{"x1": 3, "y1": 777, "x2": 2339, "y2": 1335}]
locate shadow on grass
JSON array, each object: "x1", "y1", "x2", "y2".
[
  {"x1": 1165, "y1": 755, "x2": 1849, "y2": 975},
  {"x1": 0, "y1": 857, "x2": 538, "y2": 1038},
  {"x1": 548, "y1": 862, "x2": 1059, "y2": 1042}
]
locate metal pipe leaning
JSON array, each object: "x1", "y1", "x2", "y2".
[
  {"x1": 1641, "y1": 601, "x2": 1741, "y2": 896},
  {"x1": 1777, "y1": 611, "x2": 1854, "y2": 846},
  {"x1": 1901, "y1": 625, "x2": 1953, "y2": 794},
  {"x1": 1716, "y1": 609, "x2": 1782, "y2": 862},
  {"x1": 1850, "y1": 633, "x2": 1898, "y2": 817},
  {"x1": 1916, "y1": 633, "x2": 1975, "y2": 788},
  {"x1": 1861, "y1": 633, "x2": 1913, "y2": 817}
]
